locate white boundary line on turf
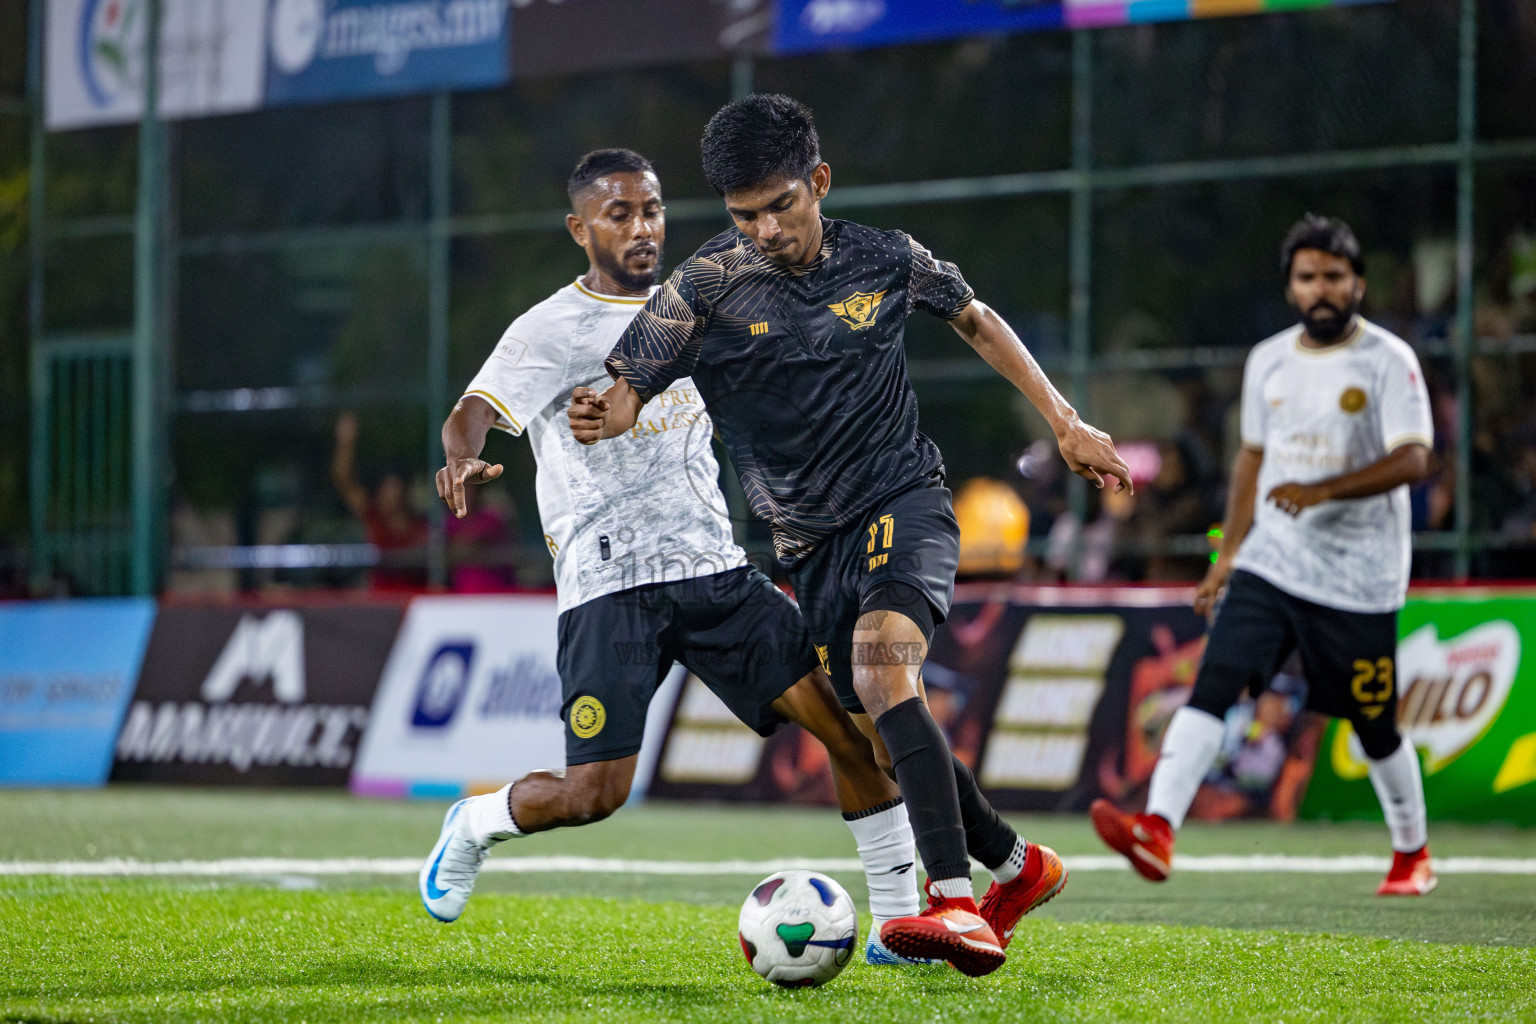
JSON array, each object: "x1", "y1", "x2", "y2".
[{"x1": 3, "y1": 854, "x2": 1535, "y2": 876}]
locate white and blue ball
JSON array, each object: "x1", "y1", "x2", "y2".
[{"x1": 737, "y1": 869, "x2": 857, "y2": 988}]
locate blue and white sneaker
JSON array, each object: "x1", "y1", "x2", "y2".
[
  {"x1": 419, "y1": 799, "x2": 489, "y2": 923},
  {"x1": 864, "y1": 927, "x2": 940, "y2": 966}
]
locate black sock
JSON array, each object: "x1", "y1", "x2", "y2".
[
  {"x1": 874, "y1": 697, "x2": 970, "y2": 882},
  {"x1": 952, "y1": 754, "x2": 1018, "y2": 870}
]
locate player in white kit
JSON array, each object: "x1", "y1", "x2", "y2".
[
  {"x1": 1091, "y1": 215, "x2": 1437, "y2": 896},
  {"x1": 418, "y1": 150, "x2": 929, "y2": 964}
]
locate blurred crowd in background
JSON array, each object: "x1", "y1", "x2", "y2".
[{"x1": 2, "y1": 0, "x2": 1535, "y2": 598}]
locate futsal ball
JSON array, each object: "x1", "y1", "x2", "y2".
[{"x1": 737, "y1": 869, "x2": 858, "y2": 988}]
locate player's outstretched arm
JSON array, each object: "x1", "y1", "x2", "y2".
[
  {"x1": 1195, "y1": 445, "x2": 1263, "y2": 618},
  {"x1": 949, "y1": 300, "x2": 1133, "y2": 493},
  {"x1": 568, "y1": 377, "x2": 645, "y2": 445},
  {"x1": 1267, "y1": 443, "x2": 1431, "y2": 516},
  {"x1": 438, "y1": 395, "x2": 504, "y2": 519}
]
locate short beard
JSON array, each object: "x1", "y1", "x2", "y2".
[
  {"x1": 1300, "y1": 296, "x2": 1359, "y2": 343},
  {"x1": 594, "y1": 243, "x2": 662, "y2": 294}
]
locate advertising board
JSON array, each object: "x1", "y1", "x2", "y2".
[
  {"x1": 773, "y1": 0, "x2": 1390, "y2": 55},
  {"x1": 0, "y1": 599, "x2": 157, "y2": 786},
  {"x1": 350, "y1": 594, "x2": 680, "y2": 800},
  {"x1": 647, "y1": 585, "x2": 1323, "y2": 821},
  {"x1": 112, "y1": 601, "x2": 404, "y2": 786},
  {"x1": 1301, "y1": 591, "x2": 1536, "y2": 826}
]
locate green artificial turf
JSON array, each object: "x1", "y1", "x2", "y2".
[{"x1": 1, "y1": 788, "x2": 1533, "y2": 1023}]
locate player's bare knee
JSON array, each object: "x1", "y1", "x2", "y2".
[{"x1": 562, "y1": 763, "x2": 630, "y2": 823}]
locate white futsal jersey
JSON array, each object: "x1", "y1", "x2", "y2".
[
  {"x1": 463, "y1": 279, "x2": 746, "y2": 613},
  {"x1": 1232, "y1": 318, "x2": 1433, "y2": 613}
]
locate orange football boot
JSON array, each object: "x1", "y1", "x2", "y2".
[
  {"x1": 1090, "y1": 798, "x2": 1174, "y2": 882},
  {"x1": 1377, "y1": 846, "x2": 1436, "y2": 895},
  {"x1": 879, "y1": 879, "x2": 1006, "y2": 977},
  {"x1": 978, "y1": 843, "x2": 1068, "y2": 949}
]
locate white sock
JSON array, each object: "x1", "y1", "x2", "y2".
[
  {"x1": 465, "y1": 783, "x2": 523, "y2": 846},
  {"x1": 1367, "y1": 737, "x2": 1428, "y2": 853},
  {"x1": 1145, "y1": 707, "x2": 1227, "y2": 830},
  {"x1": 991, "y1": 836, "x2": 1030, "y2": 885},
  {"x1": 843, "y1": 799, "x2": 919, "y2": 927},
  {"x1": 930, "y1": 876, "x2": 974, "y2": 901}
]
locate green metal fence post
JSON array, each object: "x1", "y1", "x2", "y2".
[
  {"x1": 427, "y1": 91, "x2": 452, "y2": 589},
  {"x1": 1066, "y1": 29, "x2": 1094, "y2": 578},
  {"x1": 1452, "y1": 0, "x2": 1477, "y2": 579},
  {"x1": 731, "y1": 56, "x2": 755, "y2": 101},
  {"x1": 26, "y1": 0, "x2": 47, "y2": 594},
  {"x1": 130, "y1": 0, "x2": 165, "y2": 595}
]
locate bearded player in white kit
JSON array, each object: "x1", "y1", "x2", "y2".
[
  {"x1": 1092, "y1": 215, "x2": 1437, "y2": 896},
  {"x1": 417, "y1": 149, "x2": 932, "y2": 965}
]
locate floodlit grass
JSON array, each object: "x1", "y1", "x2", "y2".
[{"x1": 1, "y1": 789, "x2": 1533, "y2": 1023}]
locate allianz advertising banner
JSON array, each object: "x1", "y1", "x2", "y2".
[
  {"x1": 1301, "y1": 591, "x2": 1536, "y2": 826},
  {"x1": 0, "y1": 599, "x2": 156, "y2": 786},
  {"x1": 351, "y1": 594, "x2": 679, "y2": 801}
]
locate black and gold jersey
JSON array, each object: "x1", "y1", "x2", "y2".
[{"x1": 606, "y1": 217, "x2": 973, "y2": 567}]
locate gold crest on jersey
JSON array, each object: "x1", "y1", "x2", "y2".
[
  {"x1": 828, "y1": 290, "x2": 887, "y2": 330},
  {"x1": 1339, "y1": 387, "x2": 1367, "y2": 414}
]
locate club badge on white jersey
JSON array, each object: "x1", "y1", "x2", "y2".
[
  {"x1": 464, "y1": 279, "x2": 746, "y2": 613},
  {"x1": 1232, "y1": 318, "x2": 1433, "y2": 613}
]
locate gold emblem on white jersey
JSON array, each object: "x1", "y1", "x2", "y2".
[{"x1": 1339, "y1": 387, "x2": 1367, "y2": 414}]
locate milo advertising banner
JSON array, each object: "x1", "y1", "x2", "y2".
[{"x1": 1301, "y1": 590, "x2": 1536, "y2": 825}]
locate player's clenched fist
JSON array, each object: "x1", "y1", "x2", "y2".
[
  {"x1": 567, "y1": 386, "x2": 613, "y2": 445},
  {"x1": 436, "y1": 457, "x2": 503, "y2": 518}
]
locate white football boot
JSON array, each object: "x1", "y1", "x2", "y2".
[{"x1": 419, "y1": 800, "x2": 489, "y2": 923}]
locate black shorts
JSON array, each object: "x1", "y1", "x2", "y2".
[
  {"x1": 789, "y1": 481, "x2": 960, "y2": 714},
  {"x1": 556, "y1": 566, "x2": 818, "y2": 765},
  {"x1": 1197, "y1": 570, "x2": 1399, "y2": 727}
]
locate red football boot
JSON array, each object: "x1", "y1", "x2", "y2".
[
  {"x1": 978, "y1": 843, "x2": 1067, "y2": 949},
  {"x1": 879, "y1": 879, "x2": 1006, "y2": 977},
  {"x1": 1090, "y1": 798, "x2": 1174, "y2": 882},
  {"x1": 1377, "y1": 846, "x2": 1436, "y2": 895}
]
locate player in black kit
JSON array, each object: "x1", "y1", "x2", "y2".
[{"x1": 570, "y1": 94, "x2": 1132, "y2": 976}]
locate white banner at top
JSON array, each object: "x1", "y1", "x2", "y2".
[{"x1": 45, "y1": 0, "x2": 267, "y2": 130}]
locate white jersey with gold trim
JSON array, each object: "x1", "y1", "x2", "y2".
[
  {"x1": 464, "y1": 279, "x2": 745, "y2": 613},
  {"x1": 1232, "y1": 317, "x2": 1433, "y2": 613}
]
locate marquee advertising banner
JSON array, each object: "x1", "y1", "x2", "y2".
[
  {"x1": 112, "y1": 601, "x2": 404, "y2": 786},
  {"x1": 1301, "y1": 591, "x2": 1536, "y2": 826},
  {"x1": 0, "y1": 599, "x2": 157, "y2": 787},
  {"x1": 648, "y1": 585, "x2": 1324, "y2": 821},
  {"x1": 350, "y1": 594, "x2": 681, "y2": 801}
]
